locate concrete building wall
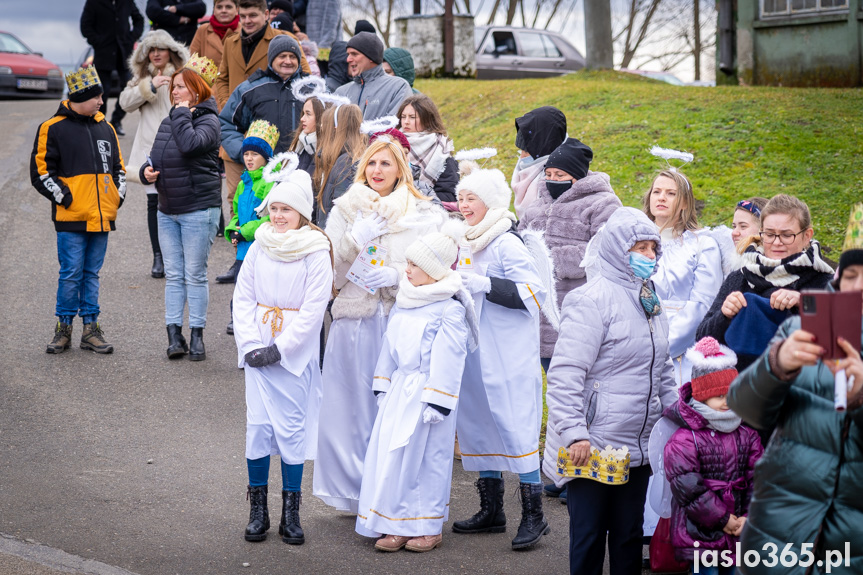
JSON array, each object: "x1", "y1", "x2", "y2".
[
  {"x1": 394, "y1": 14, "x2": 477, "y2": 78},
  {"x1": 734, "y1": 0, "x2": 862, "y2": 87}
]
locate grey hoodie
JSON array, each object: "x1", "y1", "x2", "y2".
[
  {"x1": 546, "y1": 207, "x2": 677, "y2": 469},
  {"x1": 334, "y1": 64, "x2": 413, "y2": 119}
]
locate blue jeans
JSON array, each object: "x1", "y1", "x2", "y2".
[
  {"x1": 157, "y1": 207, "x2": 219, "y2": 328},
  {"x1": 55, "y1": 231, "x2": 109, "y2": 324}
]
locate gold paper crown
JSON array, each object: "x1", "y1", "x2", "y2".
[
  {"x1": 557, "y1": 446, "x2": 631, "y2": 485},
  {"x1": 245, "y1": 120, "x2": 280, "y2": 151},
  {"x1": 843, "y1": 203, "x2": 863, "y2": 252},
  {"x1": 65, "y1": 66, "x2": 101, "y2": 94},
  {"x1": 184, "y1": 53, "x2": 218, "y2": 86}
]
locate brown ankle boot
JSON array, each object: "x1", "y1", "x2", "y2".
[
  {"x1": 80, "y1": 322, "x2": 114, "y2": 354},
  {"x1": 46, "y1": 321, "x2": 72, "y2": 354}
]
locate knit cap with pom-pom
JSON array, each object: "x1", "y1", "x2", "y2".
[
  {"x1": 405, "y1": 220, "x2": 464, "y2": 280},
  {"x1": 456, "y1": 167, "x2": 512, "y2": 211},
  {"x1": 685, "y1": 336, "x2": 739, "y2": 402}
]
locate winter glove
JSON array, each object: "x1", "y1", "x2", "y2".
[
  {"x1": 350, "y1": 210, "x2": 388, "y2": 247},
  {"x1": 244, "y1": 344, "x2": 281, "y2": 368},
  {"x1": 459, "y1": 272, "x2": 491, "y2": 294},
  {"x1": 229, "y1": 230, "x2": 244, "y2": 243},
  {"x1": 422, "y1": 405, "x2": 445, "y2": 425},
  {"x1": 365, "y1": 266, "x2": 399, "y2": 289},
  {"x1": 376, "y1": 392, "x2": 386, "y2": 407},
  {"x1": 60, "y1": 192, "x2": 73, "y2": 208}
]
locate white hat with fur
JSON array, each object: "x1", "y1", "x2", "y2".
[{"x1": 455, "y1": 161, "x2": 512, "y2": 210}]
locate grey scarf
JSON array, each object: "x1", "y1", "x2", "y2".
[{"x1": 689, "y1": 398, "x2": 742, "y2": 433}]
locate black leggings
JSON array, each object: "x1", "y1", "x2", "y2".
[{"x1": 147, "y1": 194, "x2": 160, "y2": 256}]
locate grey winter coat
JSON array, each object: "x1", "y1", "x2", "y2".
[
  {"x1": 546, "y1": 207, "x2": 678, "y2": 470},
  {"x1": 305, "y1": 0, "x2": 341, "y2": 49},
  {"x1": 518, "y1": 171, "x2": 621, "y2": 357},
  {"x1": 334, "y1": 64, "x2": 413, "y2": 119}
]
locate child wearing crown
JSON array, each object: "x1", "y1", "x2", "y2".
[
  {"x1": 222, "y1": 119, "x2": 279, "y2": 334},
  {"x1": 31, "y1": 67, "x2": 126, "y2": 355},
  {"x1": 662, "y1": 336, "x2": 763, "y2": 573},
  {"x1": 355, "y1": 223, "x2": 475, "y2": 553}
]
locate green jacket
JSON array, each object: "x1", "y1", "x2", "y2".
[
  {"x1": 728, "y1": 315, "x2": 863, "y2": 574},
  {"x1": 224, "y1": 165, "x2": 274, "y2": 242}
]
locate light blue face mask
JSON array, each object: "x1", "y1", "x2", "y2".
[
  {"x1": 629, "y1": 251, "x2": 657, "y2": 279},
  {"x1": 514, "y1": 153, "x2": 544, "y2": 173}
]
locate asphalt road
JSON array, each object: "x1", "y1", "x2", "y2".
[{"x1": 0, "y1": 99, "x2": 579, "y2": 575}]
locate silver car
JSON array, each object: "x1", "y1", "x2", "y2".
[{"x1": 474, "y1": 25, "x2": 585, "y2": 79}]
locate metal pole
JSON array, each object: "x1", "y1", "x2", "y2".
[
  {"x1": 414, "y1": 0, "x2": 421, "y2": 14},
  {"x1": 444, "y1": 0, "x2": 455, "y2": 74}
]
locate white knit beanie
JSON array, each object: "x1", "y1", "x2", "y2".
[
  {"x1": 405, "y1": 221, "x2": 463, "y2": 280},
  {"x1": 255, "y1": 170, "x2": 314, "y2": 221},
  {"x1": 455, "y1": 166, "x2": 512, "y2": 210}
]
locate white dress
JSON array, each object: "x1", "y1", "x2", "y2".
[
  {"x1": 355, "y1": 299, "x2": 469, "y2": 538},
  {"x1": 313, "y1": 184, "x2": 445, "y2": 512},
  {"x1": 456, "y1": 232, "x2": 547, "y2": 474},
  {"x1": 232, "y1": 242, "x2": 333, "y2": 464}
]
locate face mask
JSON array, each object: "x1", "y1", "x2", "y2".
[
  {"x1": 514, "y1": 154, "x2": 542, "y2": 173},
  {"x1": 546, "y1": 180, "x2": 572, "y2": 200},
  {"x1": 629, "y1": 251, "x2": 656, "y2": 279}
]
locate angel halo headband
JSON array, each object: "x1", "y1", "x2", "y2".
[
  {"x1": 650, "y1": 146, "x2": 693, "y2": 172},
  {"x1": 454, "y1": 147, "x2": 497, "y2": 168}
]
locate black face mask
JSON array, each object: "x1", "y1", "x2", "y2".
[{"x1": 546, "y1": 180, "x2": 573, "y2": 200}]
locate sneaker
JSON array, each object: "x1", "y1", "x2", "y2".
[
  {"x1": 80, "y1": 322, "x2": 114, "y2": 354},
  {"x1": 46, "y1": 321, "x2": 72, "y2": 354}
]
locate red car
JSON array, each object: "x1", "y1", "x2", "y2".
[{"x1": 0, "y1": 31, "x2": 64, "y2": 99}]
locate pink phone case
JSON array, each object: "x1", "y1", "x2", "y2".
[{"x1": 801, "y1": 291, "x2": 862, "y2": 359}]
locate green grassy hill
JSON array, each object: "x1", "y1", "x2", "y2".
[{"x1": 416, "y1": 71, "x2": 862, "y2": 255}]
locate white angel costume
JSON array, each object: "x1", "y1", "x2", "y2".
[
  {"x1": 233, "y1": 225, "x2": 334, "y2": 464},
  {"x1": 355, "y1": 274, "x2": 472, "y2": 538},
  {"x1": 313, "y1": 183, "x2": 445, "y2": 512}
]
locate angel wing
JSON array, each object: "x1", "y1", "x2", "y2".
[
  {"x1": 521, "y1": 229, "x2": 560, "y2": 331},
  {"x1": 454, "y1": 286, "x2": 480, "y2": 352},
  {"x1": 701, "y1": 225, "x2": 739, "y2": 278}
]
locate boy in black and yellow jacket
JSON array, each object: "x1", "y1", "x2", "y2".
[{"x1": 30, "y1": 67, "x2": 126, "y2": 354}]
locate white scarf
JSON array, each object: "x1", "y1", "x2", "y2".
[
  {"x1": 396, "y1": 271, "x2": 463, "y2": 309},
  {"x1": 254, "y1": 223, "x2": 331, "y2": 263},
  {"x1": 511, "y1": 155, "x2": 547, "y2": 218},
  {"x1": 295, "y1": 131, "x2": 317, "y2": 156},
  {"x1": 337, "y1": 183, "x2": 427, "y2": 234},
  {"x1": 405, "y1": 132, "x2": 454, "y2": 186},
  {"x1": 689, "y1": 398, "x2": 742, "y2": 433},
  {"x1": 464, "y1": 208, "x2": 518, "y2": 253}
]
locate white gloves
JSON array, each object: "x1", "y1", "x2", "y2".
[
  {"x1": 459, "y1": 272, "x2": 491, "y2": 294},
  {"x1": 365, "y1": 266, "x2": 399, "y2": 289},
  {"x1": 422, "y1": 405, "x2": 445, "y2": 425},
  {"x1": 376, "y1": 393, "x2": 386, "y2": 407},
  {"x1": 351, "y1": 210, "x2": 387, "y2": 247}
]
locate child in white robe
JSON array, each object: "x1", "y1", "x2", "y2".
[
  {"x1": 232, "y1": 159, "x2": 334, "y2": 546},
  {"x1": 356, "y1": 223, "x2": 476, "y2": 553}
]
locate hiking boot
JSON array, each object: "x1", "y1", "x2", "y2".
[
  {"x1": 452, "y1": 477, "x2": 506, "y2": 534},
  {"x1": 46, "y1": 321, "x2": 72, "y2": 354},
  {"x1": 511, "y1": 482, "x2": 550, "y2": 550},
  {"x1": 80, "y1": 322, "x2": 114, "y2": 354},
  {"x1": 405, "y1": 534, "x2": 442, "y2": 552},
  {"x1": 375, "y1": 535, "x2": 411, "y2": 552},
  {"x1": 245, "y1": 485, "x2": 270, "y2": 542},
  {"x1": 278, "y1": 490, "x2": 304, "y2": 545}
]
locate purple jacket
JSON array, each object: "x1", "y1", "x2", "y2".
[
  {"x1": 518, "y1": 171, "x2": 620, "y2": 357},
  {"x1": 662, "y1": 382, "x2": 763, "y2": 562}
]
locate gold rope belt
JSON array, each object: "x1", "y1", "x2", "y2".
[{"x1": 257, "y1": 303, "x2": 299, "y2": 338}]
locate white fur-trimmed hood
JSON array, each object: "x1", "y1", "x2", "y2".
[{"x1": 127, "y1": 30, "x2": 189, "y2": 83}]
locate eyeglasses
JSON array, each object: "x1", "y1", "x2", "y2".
[
  {"x1": 759, "y1": 230, "x2": 806, "y2": 245},
  {"x1": 736, "y1": 200, "x2": 761, "y2": 217}
]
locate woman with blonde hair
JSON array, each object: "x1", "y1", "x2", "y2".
[
  {"x1": 313, "y1": 137, "x2": 445, "y2": 513},
  {"x1": 642, "y1": 169, "x2": 723, "y2": 385},
  {"x1": 697, "y1": 194, "x2": 834, "y2": 372},
  {"x1": 119, "y1": 29, "x2": 189, "y2": 278},
  {"x1": 311, "y1": 103, "x2": 365, "y2": 228}
]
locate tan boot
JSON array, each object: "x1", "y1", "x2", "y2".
[
  {"x1": 80, "y1": 322, "x2": 114, "y2": 354},
  {"x1": 405, "y1": 533, "x2": 442, "y2": 552},
  {"x1": 46, "y1": 321, "x2": 72, "y2": 354},
  {"x1": 374, "y1": 534, "x2": 411, "y2": 552},
  {"x1": 454, "y1": 434, "x2": 462, "y2": 460}
]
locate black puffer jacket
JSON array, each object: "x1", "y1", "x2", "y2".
[{"x1": 143, "y1": 97, "x2": 221, "y2": 215}]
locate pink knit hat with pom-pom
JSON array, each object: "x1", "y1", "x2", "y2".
[{"x1": 685, "y1": 336, "x2": 739, "y2": 402}]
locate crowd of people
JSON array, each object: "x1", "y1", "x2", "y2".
[{"x1": 28, "y1": 0, "x2": 863, "y2": 573}]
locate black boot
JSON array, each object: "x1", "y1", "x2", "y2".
[
  {"x1": 188, "y1": 327, "x2": 205, "y2": 361},
  {"x1": 511, "y1": 482, "x2": 550, "y2": 550},
  {"x1": 166, "y1": 324, "x2": 188, "y2": 359},
  {"x1": 452, "y1": 477, "x2": 506, "y2": 534},
  {"x1": 216, "y1": 259, "x2": 242, "y2": 284},
  {"x1": 279, "y1": 490, "x2": 305, "y2": 545},
  {"x1": 244, "y1": 485, "x2": 270, "y2": 542},
  {"x1": 151, "y1": 253, "x2": 164, "y2": 278}
]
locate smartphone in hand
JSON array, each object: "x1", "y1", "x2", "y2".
[{"x1": 800, "y1": 291, "x2": 862, "y2": 359}]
